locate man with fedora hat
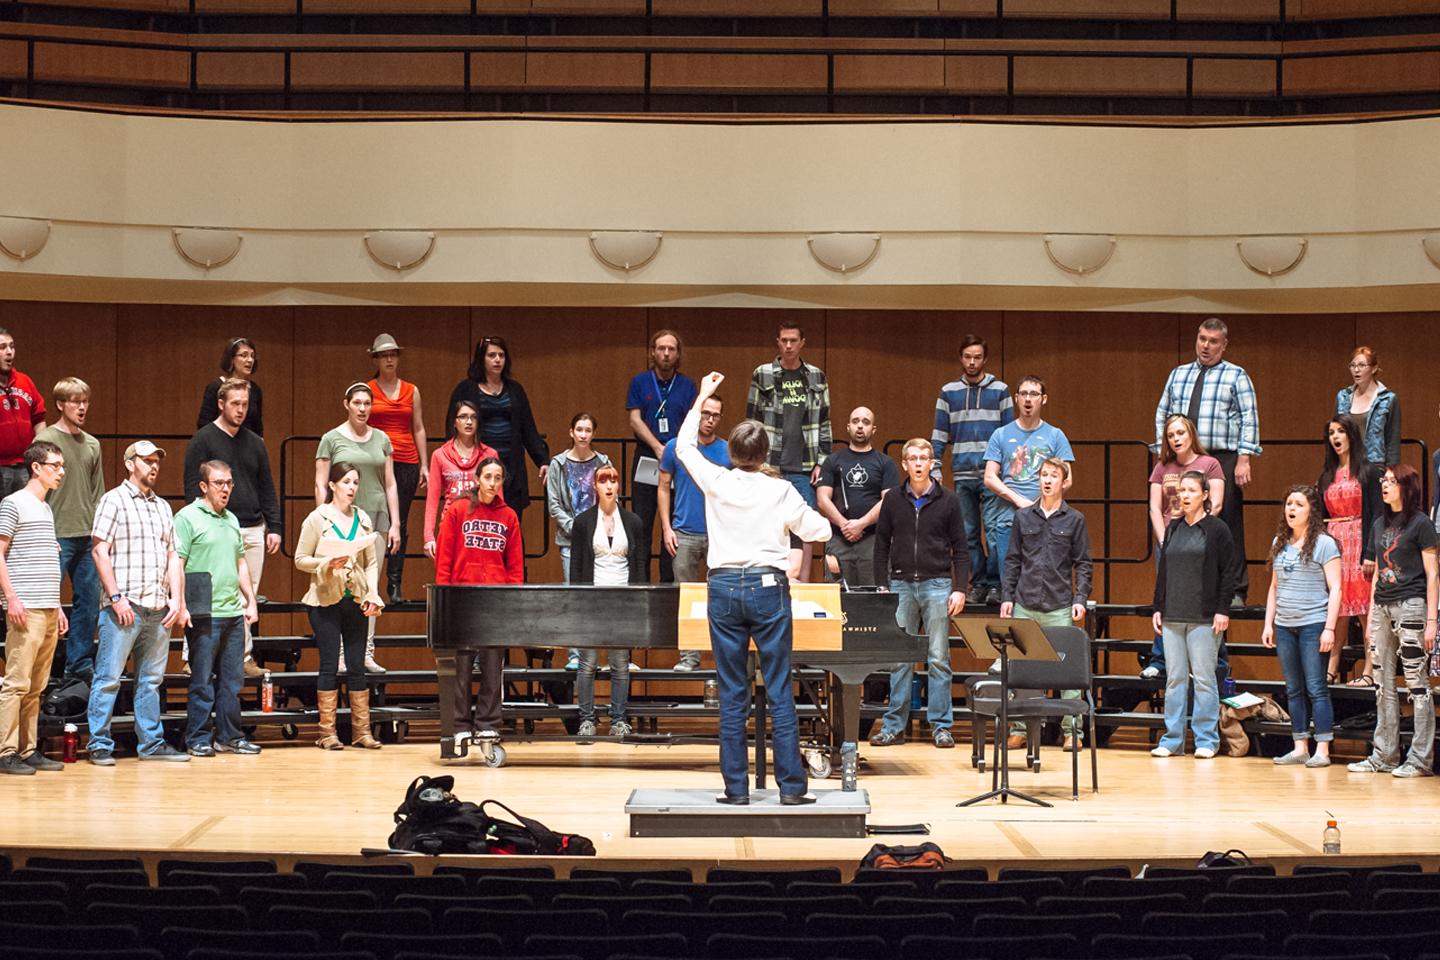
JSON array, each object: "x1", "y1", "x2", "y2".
[
  {"x1": 87, "y1": 440, "x2": 191, "y2": 765},
  {"x1": 367, "y1": 332, "x2": 426, "y2": 610}
]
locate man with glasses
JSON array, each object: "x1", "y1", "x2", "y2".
[
  {"x1": 0, "y1": 441, "x2": 68, "y2": 775},
  {"x1": 870, "y1": 438, "x2": 969, "y2": 749},
  {"x1": 658, "y1": 393, "x2": 729, "y2": 672},
  {"x1": 183, "y1": 378, "x2": 281, "y2": 678},
  {"x1": 627, "y1": 330, "x2": 696, "y2": 583},
  {"x1": 176, "y1": 460, "x2": 261, "y2": 757},
  {"x1": 0, "y1": 329, "x2": 46, "y2": 501},
  {"x1": 1154, "y1": 318, "x2": 1260, "y2": 608}
]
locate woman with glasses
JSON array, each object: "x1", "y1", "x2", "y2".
[
  {"x1": 1317, "y1": 416, "x2": 1382, "y2": 686},
  {"x1": 1336, "y1": 346, "x2": 1400, "y2": 466},
  {"x1": 446, "y1": 336, "x2": 549, "y2": 529},
  {"x1": 423, "y1": 400, "x2": 496, "y2": 560},
  {"x1": 1348, "y1": 464, "x2": 1438, "y2": 778},
  {"x1": 1261, "y1": 485, "x2": 1341, "y2": 767},
  {"x1": 196, "y1": 338, "x2": 263, "y2": 435}
]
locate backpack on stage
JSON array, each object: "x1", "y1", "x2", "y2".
[
  {"x1": 42, "y1": 676, "x2": 90, "y2": 720},
  {"x1": 389, "y1": 775, "x2": 595, "y2": 856}
]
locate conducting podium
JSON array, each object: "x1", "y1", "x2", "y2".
[{"x1": 956, "y1": 617, "x2": 1092, "y2": 807}]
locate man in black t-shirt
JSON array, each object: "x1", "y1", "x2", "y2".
[{"x1": 817, "y1": 406, "x2": 899, "y2": 587}]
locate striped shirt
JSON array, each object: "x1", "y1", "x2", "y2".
[
  {"x1": 1153, "y1": 359, "x2": 1262, "y2": 456},
  {"x1": 0, "y1": 489, "x2": 61, "y2": 609},
  {"x1": 92, "y1": 480, "x2": 175, "y2": 610},
  {"x1": 931, "y1": 373, "x2": 1014, "y2": 480}
]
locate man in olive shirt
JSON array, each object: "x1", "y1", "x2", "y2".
[
  {"x1": 176, "y1": 460, "x2": 260, "y2": 757},
  {"x1": 35, "y1": 377, "x2": 105, "y2": 683}
]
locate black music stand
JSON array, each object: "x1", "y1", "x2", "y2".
[{"x1": 951, "y1": 616, "x2": 1059, "y2": 809}]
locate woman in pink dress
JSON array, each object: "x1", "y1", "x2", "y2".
[{"x1": 1316, "y1": 415, "x2": 1382, "y2": 686}]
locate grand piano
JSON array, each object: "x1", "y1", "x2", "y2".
[{"x1": 427, "y1": 583, "x2": 927, "y2": 775}]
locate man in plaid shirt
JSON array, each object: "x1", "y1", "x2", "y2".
[
  {"x1": 747, "y1": 321, "x2": 831, "y2": 580},
  {"x1": 1153, "y1": 318, "x2": 1260, "y2": 609}
]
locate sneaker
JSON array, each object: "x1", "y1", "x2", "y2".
[
  {"x1": 243, "y1": 659, "x2": 265, "y2": 678},
  {"x1": 565, "y1": 652, "x2": 580, "y2": 671},
  {"x1": 23, "y1": 753, "x2": 63, "y2": 772},
  {"x1": 1230, "y1": 595, "x2": 1247, "y2": 610},
  {"x1": 1273, "y1": 750, "x2": 1309, "y2": 765},
  {"x1": 364, "y1": 656, "x2": 386, "y2": 673},
  {"x1": 1194, "y1": 747, "x2": 1216, "y2": 759},
  {"x1": 577, "y1": 720, "x2": 597, "y2": 739},
  {"x1": 88, "y1": 748, "x2": 116, "y2": 766},
  {"x1": 139, "y1": 744, "x2": 191, "y2": 762},
  {"x1": 0, "y1": 754, "x2": 36, "y2": 776},
  {"x1": 869, "y1": 730, "x2": 905, "y2": 747},
  {"x1": 1392, "y1": 761, "x2": 1434, "y2": 778},
  {"x1": 215, "y1": 739, "x2": 261, "y2": 755},
  {"x1": 1005, "y1": 734, "x2": 1027, "y2": 750},
  {"x1": 985, "y1": 586, "x2": 1003, "y2": 605},
  {"x1": 1150, "y1": 745, "x2": 1174, "y2": 758},
  {"x1": 1139, "y1": 665, "x2": 1160, "y2": 679},
  {"x1": 933, "y1": 728, "x2": 955, "y2": 749},
  {"x1": 1305, "y1": 754, "x2": 1332, "y2": 768},
  {"x1": 673, "y1": 657, "x2": 699, "y2": 672},
  {"x1": 1347, "y1": 755, "x2": 1396, "y2": 773},
  {"x1": 610, "y1": 719, "x2": 633, "y2": 738},
  {"x1": 187, "y1": 743, "x2": 215, "y2": 758},
  {"x1": 181, "y1": 662, "x2": 191, "y2": 676}
]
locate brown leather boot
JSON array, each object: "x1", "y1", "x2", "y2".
[
  {"x1": 349, "y1": 691, "x2": 382, "y2": 749},
  {"x1": 316, "y1": 690, "x2": 343, "y2": 750}
]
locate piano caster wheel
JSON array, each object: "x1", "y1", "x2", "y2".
[
  {"x1": 804, "y1": 748, "x2": 832, "y2": 780},
  {"x1": 484, "y1": 744, "x2": 507, "y2": 768},
  {"x1": 280, "y1": 724, "x2": 298, "y2": 741}
]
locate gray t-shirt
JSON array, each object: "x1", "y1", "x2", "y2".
[
  {"x1": 0, "y1": 489, "x2": 61, "y2": 609},
  {"x1": 1162, "y1": 520, "x2": 1207, "y2": 623},
  {"x1": 776, "y1": 367, "x2": 807, "y2": 474},
  {"x1": 1273, "y1": 534, "x2": 1341, "y2": 628}
]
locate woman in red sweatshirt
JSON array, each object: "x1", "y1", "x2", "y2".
[
  {"x1": 424, "y1": 400, "x2": 498, "y2": 559},
  {"x1": 435, "y1": 457, "x2": 522, "y2": 739}
]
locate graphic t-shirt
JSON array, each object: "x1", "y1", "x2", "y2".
[
  {"x1": 1272, "y1": 534, "x2": 1341, "y2": 628},
  {"x1": 1371, "y1": 512, "x2": 1439, "y2": 605},
  {"x1": 818, "y1": 448, "x2": 900, "y2": 539},
  {"x1": 1149, "y1": 454, "x2": 1224, "y2": 520},
  {"x1": 564, "y1": 456, "x2": 600, "y2": 519},
  {"x1": 983, "y1": 420, "x2": 1075, "y2": 505},
  {"x1": 776, "y1": 367, "x2": 808, "y2": 473}
]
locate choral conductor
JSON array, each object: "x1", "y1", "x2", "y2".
[{"x1": 677, "y1": 372, "x2": 831, "y2": 806}]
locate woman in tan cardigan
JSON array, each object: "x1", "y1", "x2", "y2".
[{"x1": 294, "y1": 461, "x2": 386, "y2": 749}]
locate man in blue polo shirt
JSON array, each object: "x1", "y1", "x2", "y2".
[
  {"x1": 658, "y1": 393, "x2": 729, "y2": 671},
  {"x1": 626, "y1": 329, "x2": 697, "y2": 584}
]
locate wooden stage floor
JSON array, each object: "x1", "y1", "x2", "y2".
[{"x1": 8, "y1": 736, "x2": 1440, "y2": 874}]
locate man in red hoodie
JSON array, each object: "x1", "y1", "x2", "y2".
[{"x1": 433, "y1": 458, "x2": 521, "y2": 738}]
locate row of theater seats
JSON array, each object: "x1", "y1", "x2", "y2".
[{"x1": 5, "y1": 856, "x2": 1440, "y2": 960}]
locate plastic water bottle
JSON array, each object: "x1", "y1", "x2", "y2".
[
  {"x1": 1222, "y1": 677, "x2": 1237, "y2": 698},
  {"x1": 703, "y1": 679, "x2": 719, "y2": 709},
  {"x1": 1323, "y1": 819, "x2": 1341, "y2": 855},
  {"x1": 61, "y1": 723, "x2": 78, "y2": 763},
  {"x1": 261, "y1": 671, "x2": 274, "y2": 713}
]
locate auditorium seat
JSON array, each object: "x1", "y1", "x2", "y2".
[
  {"x1": 432, "y1": 865, "x2": 555, "y2": 887},
  {"x1": 156, "y1": 858, "x2": 278, "y2": 882},
  {"x1": 998, "y1": 865, "x2": 1131, "y2": 890},
  {"x1": 1225, "y1": 872, "x2": 1354, "y2": 896},
  {"x1": 569, "y1": 868, "x2": 692, "y2": 885},
  {"x1": 790, "y1": 879, "x2": 916, "y2": 902},
  {"x1": 81, "y1": 882, "x2": 222, "y2": 907},
  {"x1": 1091, "y1": 932, "x2": 1266, "y2": 960},
  {"x1": 293, "y1": 861, "x2": 414, "y2": 884},
  {"x1": 159, "y1": 927, "x2": 324, "y2": 960},
  {"x1": 394, "y1": 893, "x2": 536, "y2": 920},
  {"x1": 0, "y1": 922, "x2": 142, "y2": 951},
  {"x1": 1374, "y1": 889, "x2": 1440, "y2": 912},
  {"x1": 630, "y1": 879, "x2": 774, "y2": 904},
  {"x1": 1143, "y1": 864, "x2": 1276, "y2": 881},
  {"x1": 973, "y1": 910, "x2": 1123, "y2": 942},
  {"x1": 1308, "y1": 907, "x2": 1440, "y2": 936},
  {"x1": 1141, "y1": 910, "x2": 1290, "y2": 945},
  {"x1": 472, "y1": 875, "x2": 622, "y2": 903},
  {"x1": 188, "y1": 952, "x2": 378, "y2": 960},
  {"x1": 708, "y1": 934, "x2": 889, "y2": 960},
  {"x1": 441, "y1": 907, "x2": 608, "y2": 948},
  {"x1": 240, "y1": 887, "x2": 379, "y2": 920},
  {"x1": 83, "y1": 902, "x2": 248, "y2": 940},
  {"x1": 1036, "y1": 893, "x2": 1187, "y2": 922},
  {"x1": 168, "y1": 871, "x2": 306, "y2": 900},
  {"x1": 25, "y1": 856, "x2": 146, "y2": 872},
  {"x1": 1081, "y1": 875, "x2": 1211, "y2": 902},
  {"x1": 13, "y1": 867, "x2": 148, "y2": 896},
  {"x1": 1284, "y1": 932, "x2": 1439, "y2": 959},
  {"x1": 935, "y1": 877, "x2": 1066, "y2": 902},
  {"x1": 339, "y1": 931, "x2": 506, "y2": 960},
  {"x1": 321, "y1": 871, "x2": 467, "y2": 904},
  {"x1": 1365, "y1": 871, "x2": 1440, "y2": 900},
  {"x1": 521, "y1": 933, "x2": 687, "y2": 960},
  {"x1": 0, "y1": 950, "x2": 163, "y2": 960},
  {"x1": 0, "y1": 899, "x2": 69, "y2": 926},
  {"x1": 709, "y1": 893, "x2": 864, "y2": 922},
  {"x1": 872, "y1": 895, "x2": 1028, "y2": 922},
  {"x1": 852, "y1": 866, "x2": 987, "y2": 888},
  {"x1": 901, "y1": 933, "x2": 1082, "y2": 959},
  {"x1": 551, "y1": 894, "x2": 692, "y2": 921},
  {"x1": 1202, "y1": 890, "x2": 1339, "y2": 921},
  {"x1": 267, "y1": 905, "x2": 433, "y2": 944},
  {"x1": 621, "y1": 908, "x2": 788, "y2": 939},
  {"x1": 0, "y1": 879, "x2": 73, "y2": 908},
  {"x1": 708, "y1": 866, "x2": 842, "y2": 884},
  {"x1": 804, "y1": 911, "x2": 960, "y2": 945}
]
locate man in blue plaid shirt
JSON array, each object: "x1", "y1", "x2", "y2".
[{"x1": 1153, "y1": 318, "x2": 1260, "y2": 609}]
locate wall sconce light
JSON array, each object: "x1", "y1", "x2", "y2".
[
  {"x1": 1043, "y1": 234, "x2": 1116, "y2": 276},
  {"x1": 173, "y1": 227, "x2": 243, "y2": 270},
  {"x1": 589, "y1": 231, "x2": 662, "y2": 271},
  {"x1": 0, "y1": 217, "x2": 51, "y2": 261},
  {"x1": 1236, "y1": 236, "x2": 1307, "y2": 277},
  {"x1": 808, "y1": 233, "x2": 880, "y2": 273},
  {"x1": 364, "y1": 231, "x2": 435, "y2": 271},
  {"x1": 1422, "y1": 235, "x2": 1440, "y2": 269}
]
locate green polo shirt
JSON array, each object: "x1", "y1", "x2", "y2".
[{"x1": 174, "y1": 498, "x2": 246, "y2": 618}]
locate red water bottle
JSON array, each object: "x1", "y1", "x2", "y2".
[
  {"x1": 261, "y1": 671, "x2": 274, "y2": 713},
  {"x1": 62, "y1": 723, "x2": 77, "y2": 763}
]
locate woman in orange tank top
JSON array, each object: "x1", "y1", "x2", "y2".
[{"x1": 367, "y1": 333, "x2": 427, "y2": 607}]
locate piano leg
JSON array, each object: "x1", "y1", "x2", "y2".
[{"x1": 435, "y1": 651, "x2": 464, "y2": 760}]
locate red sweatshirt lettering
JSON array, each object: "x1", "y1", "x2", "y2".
[{"x1": 435, "y1": 495, "x2": 524, "y2": 586}]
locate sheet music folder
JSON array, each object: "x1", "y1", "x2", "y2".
[{"x1": 949, "y1": 616, "x2": 1060, "y2": 663}]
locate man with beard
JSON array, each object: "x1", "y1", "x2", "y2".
[
  {"x1": 626, "y1": 329, "x2": 696, "y2": 583},
  {"x1": 817, "y1": 406, "x2": 899, "y2": 588},
  {"x1": 0, "y1": 329, "x2": 45, "y2": 501}
]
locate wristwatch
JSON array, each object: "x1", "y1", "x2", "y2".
[{"x1": 109, "y1": 593, "x2": 123, "y2": 604}]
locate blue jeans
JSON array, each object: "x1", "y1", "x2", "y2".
[
  {"x1": 577, "y1": 648, "x2": 630, "y2": 723},
  {"x1": 982, "y1": 495, "x2": 1015, "y2": 581},
  {"x1": 880, "y1": 578, "x2": 954, "y2": 737},
  {"x1": 954, "y1": 478, "x2": 995, "y2": 590},
  {"x1": 1272, "y1": 621, "x2": 1334, "y2": 742},
  {"x1": 1159, "y1": 620, "x2": 1221, "y2": 753},
  {"x1": 58, "y1": 536, "x2": 99, "y2": 680},
  {"x1": 708, "y1": 568, "x2": 807, "y2": 799},
  {"x1": 782, "y1": 472, "x2": 817, "y2": 508},
  {"x1": 87, "y1": 605, "x2": 172, "y2": 756},
  {"x1": 185, "y1": 615, "x2": 245, "y2": 748}
]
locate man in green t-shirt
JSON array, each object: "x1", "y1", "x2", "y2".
[{"x1": 175, "y1": 460, "x2": 260, "y2": 757}]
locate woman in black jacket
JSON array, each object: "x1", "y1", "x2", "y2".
[
  {"x1": 1151, "y1": 471, "x2": 1236, "y2": 759},
  {"x1": 196, "y1": 337, "x2": 263, "y2": 435},
  {"x1": 446, "y1": 336, "x2": 549, "y2": 523},
  {"x1": 568, "y1": 464, "x2": 647, "y2": 740}
]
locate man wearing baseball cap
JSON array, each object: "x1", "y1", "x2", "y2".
[{"x1": 86, "y1": 440, "x2": 191, "y2": 764}]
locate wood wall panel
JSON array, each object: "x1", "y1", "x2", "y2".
[
  {"x1": 1284, "y1": 51, "x2": 1440, "y2": 96},
  {"x1": 1004, "y1": 0, "x2": 1171, "y2": 17},
  {"x1": 470, "y1": 53, "x2": 527, "y2": 89},
  {"x1": 1178, "y1": 0, "x2": 1280, "y2": 19},
  {"x1": 0, "y1": 41, "x2": 27, "y2": 81},
  {"x1": 195, "y1": 52, "x2": 286, "y2": 91},
  {"x1": 1359, "y1": 313, "x2": 1439, "y2": 477},
  {"x1": 833, "y1": 55, "x2": 945, "y2": 93},
  {"x1": 829, "y1": 0, "x2": 941, "y2": 16},
  {"x1": 289, "y1": 52, "x2": 466, "y2": 92},
  {"x1": 945, "y1": 54, "x2": 1009, "y2": 94},
  {"x1": 653, "y1": 0, "x2": 824, "y2": 13},
  {"x1": 303, "y1": 0, "x2": 472, "y2": 12},
  {"x1": 1013, "y1": 55, "x2": 1187, "y2": 96},
  {"x1": 525, "y1": 53, "x2": 646, "y2": 91},
  {"x1": 650, "y1": 54, "x2": 829, "y2": 92},
  {"x1": 34, "y1": 43, "x2": 190, "y2": 89},
  {"x1": 1192, "y1": 58, "x2": 1276, "y2": 97}
]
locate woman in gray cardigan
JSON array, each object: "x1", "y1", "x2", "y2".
[{"x1": 544, "y1": 412, "x2": 611, "y2": 670}]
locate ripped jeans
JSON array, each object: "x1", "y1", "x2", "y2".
[{"x1": 1366, "y1": 597, "x2": 1434, "y2": 772}]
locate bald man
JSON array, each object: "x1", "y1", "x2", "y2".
[{"x1": 816, "y1": 406, "x2": 900, "y2": 587}]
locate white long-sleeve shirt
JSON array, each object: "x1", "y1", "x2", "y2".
[{"x1": 677, "y1": 407, "x2": 831, "y2": 571}]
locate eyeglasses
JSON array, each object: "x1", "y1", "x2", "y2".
[
  {"x1": 204, "y1": 479, "x2": 235, "y2": 489},
  {"x1": 1348, "y1": 362, "x2": 1372, "y2": 370},
  {"x1": 1017, "y1": 391, "x2": 1044, "y2": 399},
  {"x1": 38, "y1": 461, "x2": 63, "y2": 471},
  {"x1": 455, "y1": 414, "x2": 478, "y2": 422},
  {"x1": 1381, "y1": 476, "x2": 1397, "y2": 485},
  {"x1": 699, "y1": 412, "x2": 722, "y2": 420},
  {"x1": 902, "y1": 455, "x2": 931, "y2": 463}
]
